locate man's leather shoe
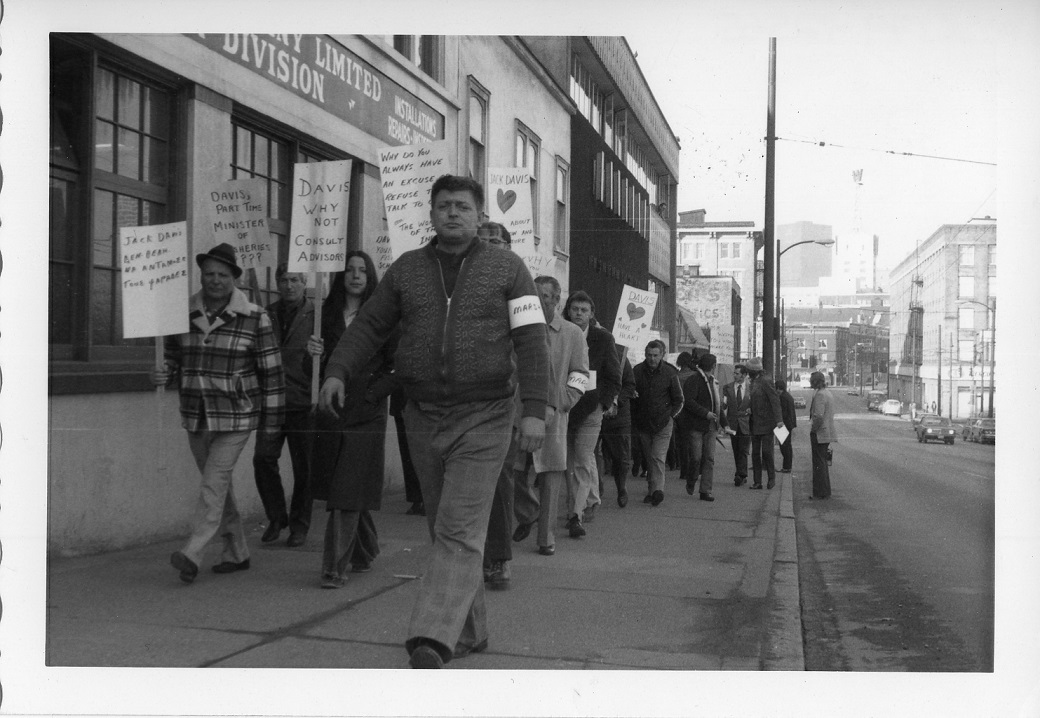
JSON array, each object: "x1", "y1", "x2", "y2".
[
  {"x1": 409, "y1": 644, "x2": 444, "y2": 669},
  {"x1": 650, "y1": 490, "x2": 664, "y2": 507},
  {"x1": 582, "y1": 505, "x2": 596, "y2": 523},
  {"x1": 642, "y1": 493, "x2": 653, "y2": 504},
  {"x1": 512, "y1": 519, "x2": 536, "y2": 543},
  {"x1": 734, "y1": 476, "x2": 747, "y2": 487},
  {"x1": 170, "y1": 551, "x2": 198, "y2": 584},
  {"x1": 538, "y1": 545, "x2": 555, "y2": 556},
  {"x1": 751, "y1": 483, "x2": 763, "y2": 490},
  {"x1": 617, "y1": 490, "x2": 628, "y2": 508},
  {"x1": 685, "y1": 480, "x2": 696, "y2": 495},
  {"x1": 261, "y1": 519, "x2": 286, "y2": 543},
  {"x1": 351, "y1": 562, "x2": 372, "y2": 573},
  {"x1": 321, "y1": 573, "x2": 346, "y2": 589},
  {"x1": 484, "y1": 560, "x2": 510, "y2": 587},
  {"x1": 779, "y1": 469, "x2": 791, "y2": 473},
  {"x1": 566, "y1": 514, "x2": 586, "y2": 538},
  {"x1": 286, "y1": 532, "x2": 306, "y2": 547},
  {"x1": 767, "y1": 479, "x2": 775, "y2": 489},
  {"x1": 405, "y1": 501, "x2": 426, "y2": 516},
  {"x1": 452, "y1": 638, "x2": 488, "y2": 660},
  {"x1": 699, "y1": 493, "x2": 715, "y2": 502},
  {"x1": 212, "y1": 558, "x2": 250, "y2": 574}
]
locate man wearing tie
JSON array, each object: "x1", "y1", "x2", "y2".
[
  {"x1": 679, "y1": 353, "x2": 722, "y2": 501},
  {"x1": 721, "y1": 364, "x2": 751, "y2": 486}
]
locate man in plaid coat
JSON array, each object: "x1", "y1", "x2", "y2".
[{"x1": 152, "y1": 243, "x2": 284, "y2": 584}]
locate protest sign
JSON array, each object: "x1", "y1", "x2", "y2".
[
  {"x1": 288, "y1": 160, "x2": 352, "y2": 273},
  {"x1": 374, "y1": 217, "x2": 393, "y2": 276},
  {"x1": 676, "y1": 275, "x2": 736, "y2": 361},
  {"x1": 612, "y1": 284, "x2": 658, "y2": 355},
  {"x1": 198, "y1": 178, "x2": 272, "y2": 270},
  {"x1": 379, "y1": 139, "x2": 451, "y2": 261},
  {"x1": 486, "y1": 168, "x2": 552, "y2": 275},
  {"x1": 119, "y1": 221, "x2": 190, "y2": 338}
]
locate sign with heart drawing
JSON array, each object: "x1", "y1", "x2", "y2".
[
  {"x1": 612, "y1": 284, "x2": 658, "y2": 355},
  {"x1": 487, "y1": 168, "x2": 546, "y2": 276}
]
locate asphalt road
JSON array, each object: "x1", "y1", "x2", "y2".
[{"x1": 790, "y1": 388, "x2": 994, "y2": 671}]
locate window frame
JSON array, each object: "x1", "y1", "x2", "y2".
[
  {"x1": 466, "y1": 77, "x2": 490, "y2": 188},
  {"x1": 553, "y1": 155, "x2": 570, "y2": 256},
  {"x1": 958, "y1": 275, "x2": 975, "y2": 298},
  {"x1": 515, "y1": 120, "x2": 541, "y2": 243}
]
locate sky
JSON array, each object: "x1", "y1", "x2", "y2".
[{"x1": 625, "y1": 11, "x2": 1002, "y2": 273}]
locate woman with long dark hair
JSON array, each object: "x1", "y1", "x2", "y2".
[{"x1": 307, "y1": 250, "x2": 396, "y2": 588}]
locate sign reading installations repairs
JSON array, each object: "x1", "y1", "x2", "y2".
[
  {"x1": 379, "y1": 139, "x2": 451, "y2": 261},
  {"x1": 289, "y1": 160, "x2": 352, "y2": 273},
  {"x1": 487, "y1": 168, "x2": 550, "y2": 276},
  {"x1": 119, "y1": 221, "x2": 190, "y2": 338},
  {"x1": 187, "y1": 35, "x2": 443, "y2": 146},
  {"x1": 198, "y1": 178, "x2": 271, "y2": 270},
  {"x1": 612, "y1": 284, "x2": 658, "y2": 355}
]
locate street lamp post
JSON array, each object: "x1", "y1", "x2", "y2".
[
  {"x1": 959, "y1": 298, "x2": 996, "y2": 418},
  {"x1": 776, "y1": 238, "x2": 836, "y2": 375}
]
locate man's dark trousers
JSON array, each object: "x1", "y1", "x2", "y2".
[
  {"x1": 730, "y1": 432, "x2": 749, "y2": 483},
  {"x1": 252, "y1": 408, "x2": 313, "y2": 535}
]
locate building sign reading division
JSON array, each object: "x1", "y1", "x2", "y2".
[{"x1": 188, "y1": 34, "x2": 443, "y2": 146}]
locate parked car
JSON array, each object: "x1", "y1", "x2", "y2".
[
  {"x1": 967, "y1": 418, "x2": 996, "y2": 444},
  {"x1": 866, "y1": 390, "x2": 886, "y2": 411},
  {"x1": 880, "y1": 399, "x2": 902, "y2": 416},
  {"x1": 793, "y1": 396, "x2": 807, "y2": 409},
  {"x1": 915, "y1": 415, "x2": 956, "y2": 444}
]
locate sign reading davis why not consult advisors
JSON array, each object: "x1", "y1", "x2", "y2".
[
  {"x1": 119, "y1": 221, "x2": 190, "y2": 338},
  {"x1": 289, "y1": 160, "x2": 352, "y2": 274}
]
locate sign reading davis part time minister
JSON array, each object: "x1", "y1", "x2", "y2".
[{"x1": 187, "y1": 34, "x2": 443, "y2": 146}]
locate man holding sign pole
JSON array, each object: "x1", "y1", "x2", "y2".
[
  {"x1": 152, "y1": 243, "x2": 284, "y2": 584},
  {"x1": 318, "y1": 175, "x2": 549, "y2": 668}
]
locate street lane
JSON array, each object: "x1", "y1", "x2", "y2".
[{"x1": 790, "y1": 389, "x2": 994, "y2": 671}]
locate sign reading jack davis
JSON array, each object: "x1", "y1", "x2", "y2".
[
  {"x1": 119, "y1": 221, "x2": 190, "y2": 338},
  {"x1": 487, "y1": 168, "x2": 552, "y2": 276}
]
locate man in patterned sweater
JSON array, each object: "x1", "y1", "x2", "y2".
[{"x1": 319, "y1": 175, "x2": 549, "y2": 668}]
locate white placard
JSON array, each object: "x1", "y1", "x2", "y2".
[
  {"x1": 374, "y1": 216, "x2": 393, "y2": 276},
  {"x1": 774, "y1": 425, "x2": 790, "y2": 445},
  {"x1": 119, "y1": 221, "x2": 190, "y2": 338},
  {"x1": 612, "y1": 284, "x2": 659, "y2": 353},
  {"x1": 198, "y1": 178, "x2": 272, "y2": 270},
  {"x1": 487, "y1": 168, "x2": 552, "y2": 276},
  {"x1": 677, "y1": 275, "x2": 735, "y2": 361},
  {"x1": 288, "y1": 160, "x2": 352, "y2": 273},
  {"x1": 379, "y1": 139, "x2": 451, "y2": 262}
]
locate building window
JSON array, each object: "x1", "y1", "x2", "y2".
[
  {"x1": 989, "y1": 246, "x2": 996, "y2": 267},
  {"x1": 959, "y1": 307, "x2": 974, "y2": 331},
  {"x1": 720, "y1": 242, "x2": 730, "y2": 259},
  {"x1": 732, "y1": 242, "x2": 741, "y2": 259},
  {"x1": 960, "y1": 245, "x2": 974, "y2": 266},
  {"x1": 554, "y1": 157, "x2": 569, "y2": 255},
  {"x1": 987, "y1": 275, "x2": 996, "y2": 298},
  {"x1": 467, "y1": 77, "x2": 489, "y2": 187},
  {"x1": 694, "y1": 243, "x2": 704, "y2": 260},
  {"x1": 50, "y1": 36, "x2": 175, "y2": 367},
  {"x1": 958, "y1": 339, "x2": 975, "y2": 363},
  {"x1": 515, "y1": 121, "x2": 540, "y2": 239},
  {"x1": 602, "y1": 93, "x2": 614, "y2": 146},
  {"x1": 231, "y1": 120, "x2": 345, "y2": 306},
  {"x1": 958, "y1": 275, "x2": 975, "y2": 298},
  {"x1": 392, "y1": 35, "x2": 444, "y2": 83}
]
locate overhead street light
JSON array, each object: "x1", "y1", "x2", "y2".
[{"x1": 774, "y1": 238, "x2": 836, "y2": 375}]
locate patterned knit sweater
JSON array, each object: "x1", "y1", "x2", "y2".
[{"x1": 324, "y1": 238, "x2": 549, "y2": 420}]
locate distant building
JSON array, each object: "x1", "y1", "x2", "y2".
[
  {"x1": 888, "y1": 221, "x2": 996, "y2": 418},
  {"x1": 676, "y1": 210, "x2": 761, "y2": 359},
  {"x1": 777, "y1": 221, "x2": 833, "y2": 288}
]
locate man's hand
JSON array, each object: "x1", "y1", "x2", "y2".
[
  {"x1": 150, "y1": 361, "x2": 174, "y2": 387},
  {"x1": 319, "y1": 377, "x2": 346, "y2": 416},
  {"x1": 517, "y1": 415, "x2": 546, "y2": 454},
  {"x1": 603, "y1": 402, "x2": 618, "y2": 419},
  {"x1": 706, "y1": 411, "x2": 718, "y2": 422}
]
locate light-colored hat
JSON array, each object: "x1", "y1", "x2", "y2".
[{"x1": 746, "y1": 356, "x2": 764, "y2": 372}]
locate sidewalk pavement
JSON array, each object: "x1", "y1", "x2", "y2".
[{"x1": 46, "y1": 460, "x2": 804, "y2": 672}]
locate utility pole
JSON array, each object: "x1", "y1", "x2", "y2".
[
  {"x1": 937, "y1": 324, "x2": 942, "y2": 415},
  {"x1": 762, "y1": 37, "x2": 777, "y2": 373}
]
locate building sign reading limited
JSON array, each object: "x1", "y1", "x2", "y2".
[{"x1": 187, "y1": 34, "x2": 444, "y2": 146}]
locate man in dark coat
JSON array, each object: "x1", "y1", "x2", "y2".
[
  {"x1": 775, "y1": 379, "x2": 797, "y2": 473},
  {"x1": 721, "y1": 364, "x2": 751, "y2": 486},
  {"x1": 252, "y1": 264, "x2": 315, "y2": 547},
  {"x1": 631, "y1": 339, "x2": 684, "y2": 506},
  {"x1": 745, "y1": 356, "x2": 785, "y2": 490},
  {"x1": 679, "y1": 353, "x2": 722, "y2": 501},
  {"x1": 598, "y1": 346, "x2": 637, "y2": 507},
  {"x1": 563, "y1": 292, "x2": 621, "y2": 536}
]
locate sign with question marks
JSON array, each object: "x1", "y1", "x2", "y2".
[{"x1": 199, "y1": 178, "x2": 272, "y2": 271}]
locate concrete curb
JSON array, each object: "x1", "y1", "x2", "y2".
[{"x1": 763, "y1": 471, "x2": 806, "y2": 670}]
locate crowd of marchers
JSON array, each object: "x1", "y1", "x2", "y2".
[{"x1": 150, "y1": 174, "x2": 838, "y2": 669}]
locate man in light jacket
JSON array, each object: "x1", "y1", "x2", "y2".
[{"x1": 809, "y1": 371, "x2": 837, "y2": 499}]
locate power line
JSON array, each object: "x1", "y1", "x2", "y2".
[{"x1": 773, "y1": 136, "x2": 996, "y2": 166}]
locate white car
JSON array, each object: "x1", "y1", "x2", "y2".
[{"x1": 880, "y1": 399, "x2": 902, "y2": 416}]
